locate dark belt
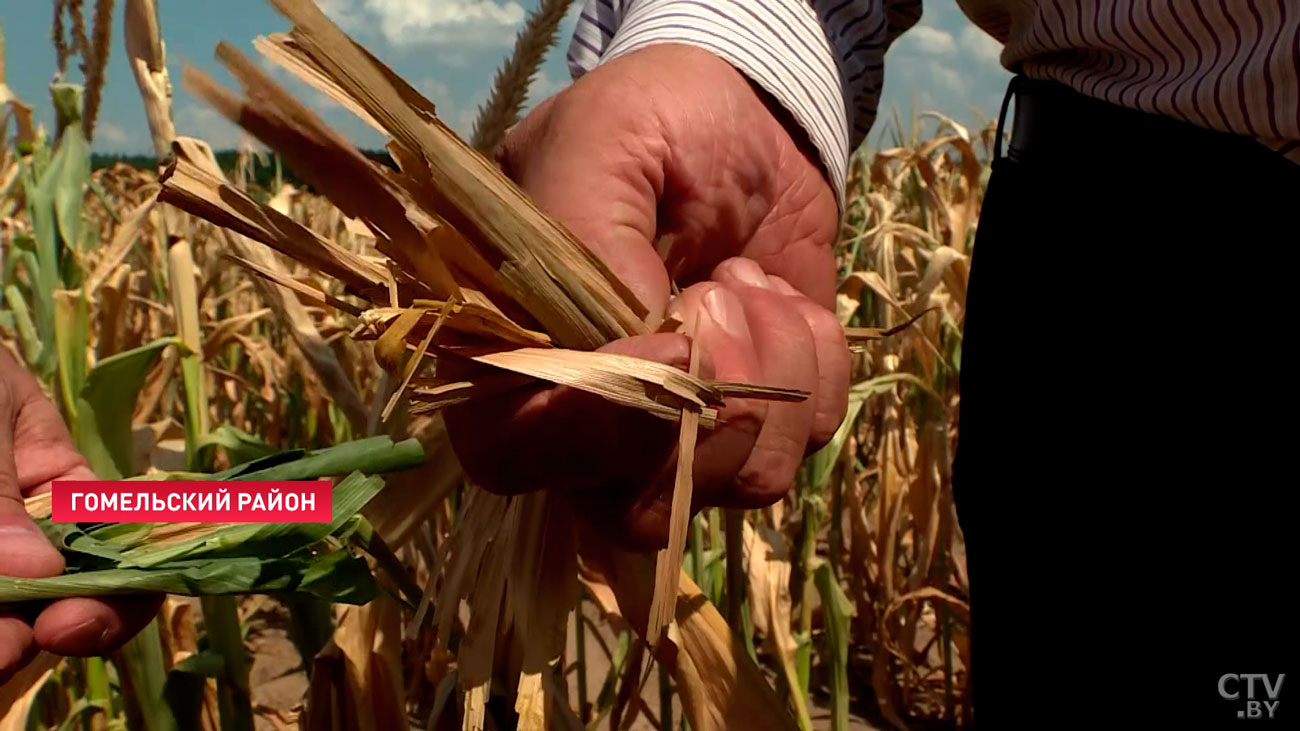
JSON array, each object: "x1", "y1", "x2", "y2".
[{"x1": 992, "y1": 75, "x2": 1297, "y2": 174}]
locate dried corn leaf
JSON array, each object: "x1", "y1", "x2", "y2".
[
  {"x1": 24, "y1": 491, "x2": 53, "y2": 519},
  {"x1": 159, "y1": 137, "x2": 389, "y2": 299},
  {"x1": 86, "y1": 193, "x2": 157, "y2": 295},
  {"x1": 381, "y1": 300, "x2": 451, "y2": 421},
  {"x1": 0, "y1": 652, "x2": 60, "y2": 731},
  {"x1": 253, "y1": 33, "x2": 386, "y2": 134},
  {"x1": 226, "y1": 254, "x2": 364, "y2": 317},
  {"x1": 507, "y1": 492, "x2": 578, "y2": 731},
  {"x1": 358, "y1": 303, "x2": 551, "y2": 349},
  {"x1": 586, "y1": 549, "x2": 797, "y2": 731},
  {"x1": 266, "y1": 0, "x2": 649, "y2": 348},
  {"x1": 179, "y1": 49, "x2": 460, "y2": 300},
  {"x1": 440, "y1": 346, "x2": 722, "y2": 427},
  {"x1": 458, "y1": 496, "x2": 519, "y2": 731},
  {"x1": 646, "y1": 321, "x2": 703, "y2": 650}
]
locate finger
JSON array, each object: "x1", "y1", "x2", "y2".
[
  {"x1": 33, "y1": 594, "x2": 163, "y2": 657},
  {"x1": 598, "y1": 283, "x2": 770, "y2": 549},
  {"x1": 712, "y1": 259, "x2": 849, "y2": 449},
  {"x1": 9, "y1": 381, "x2": 96, "y2": 494},
  {"x1": 0, "y1": 613, "x2": 37, "y2": 686},
  {"x1": 500, "y1": 87, "x2": 672, "y2": 321},
  {"x1": 0, "y1": 372, "x2": 66, "y2": 580},
  {"x1": 444, "y1": 333, "x2": 691, "y2": 496},
  {"x1": 765, "y1": 274, "x2": 851, "y2": 449},
  {"x1": 685, "y1": 286, "x2": 771, "y2": 499},
  {"x1": 713, "y1": 281, "x2": 819, "y2": 508},
  {"x1": 1, "y1": 349, "x2": 94, "y2": 495}
]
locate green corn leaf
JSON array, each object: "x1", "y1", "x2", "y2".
[
  {"x1": 126, "y1": 436, "x2": 424, "y2": 482},
  {"x1": 0, "y1": 553, "x2": 377, "y2": 605},
  {"x1": 814, "y1": 562, "x2": 856, "y2": 731},
  {"x1": 806, "y1": 395, "x2": 868, "y2": 493},
  {"x1": 204, "y1": 449, "x2": 308, "y2": 481},
  {"x1": 118, "y1": 471, "x2": 385, "y2": 568},
  {"x1": 117, "y1": 621, "x2": 180, "y2": 731},
  {"x1": 87, "y1": 178, "x2": 122, "y2": 225},
  {"x1": 164, "y1": 652, "x2": 222, "y2": 730},
  {"x1": 74, "y1": 337, "x2": 182, "y2": 478},
  {"x1": 10, "y1": 446, "x2": 424, "y2": 608},
  {"x1": 2, "y1": 237, "x2": 37, "y2": 287},
  {"x1": 50, "y1": 83, "x2": 84, "y2": 133},
  {"x1": 196, "y1": 425, "x2": 278, "y2": 468},
  {"x1": 212, "y1": 435, "x2": 424, "y2": 482},
  {"x1": 3, "y1": 284, "x2": 42, "y2": 366},
  {"x1": 55, "y1": 699, "x2": 106, "y2": 731},
  {"x1": 35, "y1": 519, "x2": 125, "y2": 566},
  {"x1": 53, "y1": 288, "x2": 89, "y2": 425},
  {"x1": 87, "y1": 522, "x2": 157, "y2": 549},
  {"x1": 172, "y1": 651, "x2": 226, "y2": 678},
  {"x1": 167, "y1": 238, "x2": 207, "y2": 471},
  {"x1": 849, "y1": 371, "x2": 943, "y2": 404},
  {"x1": 22, "y1": 157, "x2": 59, "y2": 376}
]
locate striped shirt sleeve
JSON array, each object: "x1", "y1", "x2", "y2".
[
  {"x1": 567, "y1": 0, "x2": 860, "y2": 211},
  {"x1": 812, "y1": 0, "x2": 921, "y2": 148}
]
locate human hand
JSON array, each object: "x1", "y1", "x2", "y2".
[
  {"x1": 444, "y1": 44, "x2": 849, "y2": 550},
  {"x1": 0, "y1": 348, "x2": 162, "y2": 684}
]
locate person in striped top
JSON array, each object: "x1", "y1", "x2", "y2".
[
  {"x1": 451, "y1": 0, "x2": 1298, "y2": 724},
  {"x1": 567, "y1": 0, "x2": 1298, "y2": 198}
]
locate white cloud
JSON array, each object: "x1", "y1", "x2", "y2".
[
  {"x1": 923, "y1": 59, "x2": 964, "y2": 96},
  {"x1": 448, "y1": 107, "x2": 477, "y2": 139},
  {"x1": 413, "y1": 76, "x2": 469, "y2": 133},
  {"x1": 95, "y1": 121, "x2": 130, "y2": 146},
  {"x1": 899, "y1": 25, "x2": 957, "y2": 56},
  {"x1": 527, "y1": 70, "x2": 567, "y2": 101},
  {"x1": 174, "y1": 104, "x2": 261, "y2": 151},
  {"x1": 959, "y1": 26, "x2": 1003, "y2": 67},
  {"x1": 321, "y1": 0, "x2": 525, "y2": 48},
  {"x1": 417, "y1": 77, "x2": 453, "y2": 104}
]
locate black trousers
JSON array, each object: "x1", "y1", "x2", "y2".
[{"x1": 954, "y1": 77, "x2": 1299, "y2": 727}]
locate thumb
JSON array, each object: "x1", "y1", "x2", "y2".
[
  {"x1": 0, "y1": 378, "x2": 66, "y2": 580},
  {"x1": 499, "y1": 90, "x2": 672, "y2": 322}
]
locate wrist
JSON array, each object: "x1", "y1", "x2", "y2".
[{"x1": 583, "y1": 0, "x2": 850, "y2": 213}]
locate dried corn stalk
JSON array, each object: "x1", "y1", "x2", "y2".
[
  {"x1": 154, "y1": 1, "x2": 809, "y2": 727},
  {"x1": 124, "y1": 0, "x2": 174, "y2": 162}
]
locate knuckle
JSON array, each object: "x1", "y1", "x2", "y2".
[
  {"x1": 805, "y1": 300, "x2": 846, "y2": 340},
  {"x1": 720, "y1": 398, "x2": 766, "y2": 438},
  {"x1": 810, "y1": 398, "x2": 849, "y2": 449},
  {"x1": 731, "y1": 442, "x2": 801, "y2": 508}
]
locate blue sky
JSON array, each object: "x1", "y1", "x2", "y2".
[{"x1": 1, "y1": 0, "x2": 1011, "y2": 155}]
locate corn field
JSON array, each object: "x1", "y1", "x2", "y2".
[{"x1": 0, "y1": 1, "x2": 989, "y2": 729}]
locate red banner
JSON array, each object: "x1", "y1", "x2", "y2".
[{"x1": 51, "y1": 481, "x2": 334, "y2": 523}]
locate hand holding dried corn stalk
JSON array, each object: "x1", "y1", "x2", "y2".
[{"x1": 154, "y1": 3, "x2": 851, "y2": 729}]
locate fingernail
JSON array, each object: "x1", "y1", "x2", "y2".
[
  {"x1": 0, "y1": 522, "x2": 54, "y2": 550},
  {"x1": 768, "y1": 276, "x2": 800, "y2": 297},
  {"x1": 727, "y1": 258, "x2": 770, "y2": 289},
  {"x1": 665, "y1": 297, "x2": 684, "y2": 325},
  {"x1": 703, "y1": 288, "x2": 749, "y2": 340},
  {"x1": 0, "y1": 523, "x2": 44, "y2": 538},
  {"x1": 49, "y1": 616, "x2": 108, "y2": 652},
  {"x1": 0, "y1": 521, "x2": 64, "y2": 577}
]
